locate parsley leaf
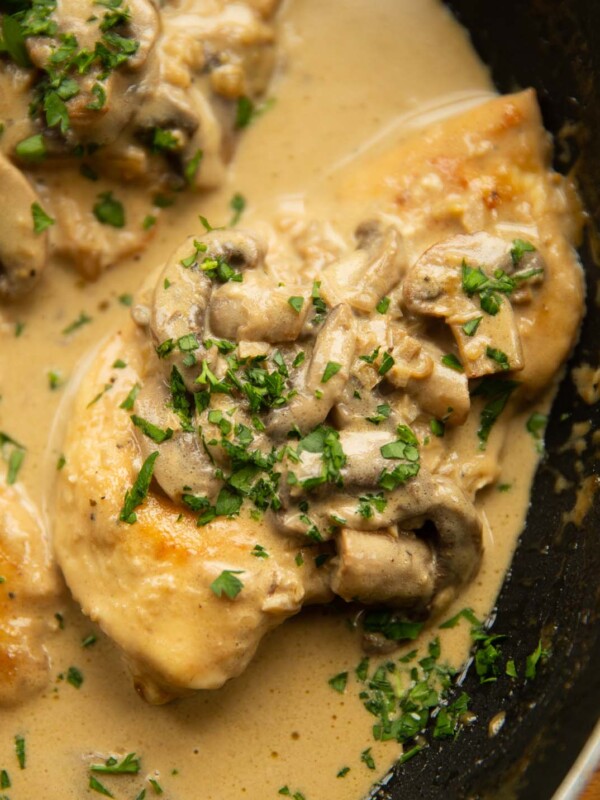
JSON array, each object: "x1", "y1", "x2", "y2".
[
  {"x1": 288, "y1": 296, "x2": 304, "y2": 314},
  {"x1": 119, "y1": 451, "x2": 158, "y2": 524},
  {"x1": 510, "y1": 238, "x2": 536, "y2": 266},
  {"x1": 210, "y1": 569, "x2": 244, "y2": 599},
  {"x1": 471, "y1": 377, "x2": 519, "y2": 446},
  {"x1": 91, "y1": 753, "x2": 140, "y2": 774},
  {"x1": 93, "y1": 191, "x2": 125, "y2": 228},
  {"x1": 31, "y1": 202, "x2": 55, "y2": 234},
  {"x1": 321, "y1": 361, "x2": 342, "y2": 383},
  {"x1": 131, "y1": 415, "x2": 173, "y2": 444},
  {"x1": 441, "y1": 353, "x2": 463, "y2": 372},
  {"x1": 229, "y1": 192, "x2": 246, "y2": 226},
  {"x1": 462, "y1": 316, "x2": 482, "y2": 337},
  {"x1": 328, "y1": 671, "x2": 348, "y2": 694}
]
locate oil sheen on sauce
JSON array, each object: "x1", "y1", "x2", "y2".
[{"x1": 0, "y1": 1, "x2": 545, "y2": 798}]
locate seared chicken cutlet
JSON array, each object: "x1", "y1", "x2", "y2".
[{"x1": 53, "y1": 91, "x2": 583, "y2": 702}]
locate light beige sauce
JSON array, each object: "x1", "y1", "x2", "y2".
[{"x1": 0, "y1": 1, "x2": 551, "y2": 798}]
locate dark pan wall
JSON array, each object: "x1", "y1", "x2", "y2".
[{"x1": 370, "y1": 3, "x2": 600, "y2": 798}]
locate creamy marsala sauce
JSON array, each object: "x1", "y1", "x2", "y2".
[{"x1": 0, "y1": 1, "x2": 578, "y2": 798}]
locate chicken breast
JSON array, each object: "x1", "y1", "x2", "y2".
[
  {"x1": 53, "y1": 327, "x2": 332, "y2": 704},
  {"x1": 0, "y1": 481, "x2": 60, "y2": 705}
]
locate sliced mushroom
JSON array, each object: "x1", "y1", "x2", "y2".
[
  {"x1": 268, "y1": 304, "x2": 356, "y2": 438},
  {"x1": 0, "y1": 154, "x2": 47, "y2": 298},
  {"x1": 136, "y1": 230, "x2": 265, "y2": 391},
  {"x1": 133, "y1": 373, "x2": 222, "y2": 504},
  {"x1": 402, "y1": 232, "x2": 544, "y2": 378},
  {"x1": 209, "y1": 273, "x2": 309, "y2": 342},
  {"x1": 320, "y1": 222, "x2": 406, "y2": 313},
  {"x1": 330, "y1": 527, "x2": 435, "y2": 608},
  {"x1": 274, "y1": 456, "x2": 482, "y2": 616},
  {"x1": 27, "y1": 0, "x2": 160, "y2": 147}
]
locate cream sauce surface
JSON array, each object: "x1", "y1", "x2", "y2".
[{"x1": 0, "y1": 1, "x2": 548, "y2": 798}]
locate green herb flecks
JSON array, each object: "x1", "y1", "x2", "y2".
[
  {"x1": 93, "y1": 191, "x2": 125, "y2": 228},
  {"x1": 62, "y1": 312, "x2": 92, "y2": 336},
  {"x1": 461, "y1": 256, "x2": 543, "y2": 316},
  {"x1": 15, "y1": 735, "x2": 25, "y2": 769},
  {"x1": 31, "y1": 202, "x2": 55, "y2": 234},
  {"x1": 526, "y1": 411, "x2": 547, "y2": 453},
  {"x1": 66, "y1": 665, "x2": 84, "y2": 688},
  {"x1": 91, "y1": 752, "x2": 140, "y2": 774},
  {"x1": 119, "y1": 383, "x2": 140, "y2": 411},
  {"x1": 119, "y1": 451, "x2": 159, "y2": 524},
  {"x1": 288, "y1": 296, "x2": 304, "y2": 314},
  {"x1": 486, "y1": 346, "x2": 510, "y2": 371},
  {"x1": 510, "y1": 238, "x2": 536, "y2": 266},
  {"x1": 229, "y1": 192, "x2": 246, "y2": 226},
  {"x1": 89, "y1": 775, "x2": 114, "y2": 797},
  {"x1": 471, "y1": 377, "x2": 519, "y2": 447},
  {"x1": 376, "y1": 296, "x2": 390, "y2": 314},
  {"x1": 1, "y1": 432, "x2": 26, "y2": 485},
  {"x1": 131, "y1": 415, "x2": 173, "y2": 444},
  {"x1": 210, "y1": 570, "x2": 244, "y2": 600},
  {"x1": 441, "y1": 353, "x2": 463, "y2": 372},
  {"x1": 378, "y1": 425, "x2": 420, "y2": 491},
  {"x1": 328, "y1": 672, "x2": 348, "y2": 694}
]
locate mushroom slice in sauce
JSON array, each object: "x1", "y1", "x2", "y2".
[
  {"x1": 0, "y1": 482, "x2": 60, "y2": 706},
  {"x1": 0, "y1": 154, "x2": 48, "y2": 298},
  {"x1": 402, "y1": 231, "x2": 545, "y2": 378}
]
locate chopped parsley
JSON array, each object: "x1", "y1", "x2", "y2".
[
  {"x1": 461, "y1": 256, "x2": 543, "y2": 316},
  {"x1": 337, "y1": 767, "x2": 350, "y2": 778},
  {"x1": 510, "y1": 238, "x2": 536, "y2": 265},
  {"x1": 184, "y1": 149, "x2": 203, "y2": 185},
  {"x1": 1, "y1": 432, "x2": 26, "y2": 485},
  {"x1": 235, "y1": 95, "x2": 254, "y2": 129},
  {"x1": 0, "y1": 770, "x2": 9, "y2": 789},
  {"x1": 91, "y1": 753, "x2": 140, "y2": 775},
  {"x1": 328, "y1": 671, "x2": 348, "y2": 694},
  {"x1": 525, "y1": 639, "x2": 548, "y2": 679},
  {"x1": 229, "y1": 192, "x2": 246, "y2": 226},
  {"x1": 357, "y1": 492, "x2": 387, "y2": 519},
  {"x1": 210, "y1": 570, "x2": 244, "y2": 600},
  {"x1": 118, "y1": 293, "x2": 133, "y2": 306},
  {"x1": 321, "y1": 361, "x2": 341, "y2": 383},
  {"x1": 119, "y1": 451, "x2": 159, "y2": 524},
  {"x1": 93, "y1": 192, "x2": 125, "y2": 228},
  {"x1": 311, "y1": 280, "x2": 328, "y2": 325},
  {"x1": 366, "y1": 403, "x2": 391, "y2": 425},
  {"x1": 119, "y1": 383, "x2": 140, "y2": 411},
  {"x1": 363, "y1": 610, "x2": 423, "y2": 642},
  {"x1": 526, "y1": 411, "x2": 547, "y2": 443},
  {"x1": 31, "y1": 202, "x2": 55, "y2": 234},
  {"x1": 288, "y1": 296, "x2": 304, "y2": 314},
  {"x1": 378, "y1": 425, "x2": 420, "y2": 490},
  {"x1": 66, "y1": 665, "x2": 84, "y2": 688},
  {"x1": 81, "y1": 634, "x2": 97, "y2": 648},
  {"x1": 15, "y1": 735, "x2": 25, "y2": 769},
  {"x1": 462, "y1": 316, "x2": 482, "y2": 337},
  {"x1": 89, "y1": 775, "x2": 113, "y2": 797},
  {"x1": 131, "y1": 415, "x2": 173, "y2": 444},
  {"x1": 486, "y1": 346, "x2": 510, "y2": 371},
  {"x1": 430, "y1": 418, "x2": 445, "y2": 437},
  {"x1": 251, "y1": 543, "x2": 269, "y2": 559},
  {"x1": 378, "y1": 352, "x2": 395, "y2": 376},
  {"x1": 15, "y1": 134, "x2": 46, "y2": 161},
  {"x1": 471, "y1": 377, "x2": 519, "y2": 446},
  {"x1": 360, "y1": 748, "x2": 376, "y2": 770},
  {"x1": 441, "y1": 353, "x2": 463, "y2": 372},
  {"x1": 62, "y1": 312, "x2": 92, "y2": 336},
  {"x1": 376, "y1": 296, "x2": 390, "y2": 314}
]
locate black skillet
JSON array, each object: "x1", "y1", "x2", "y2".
[{"x1": 369, "y1": 2, "x2": 600, "y2": 798}]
